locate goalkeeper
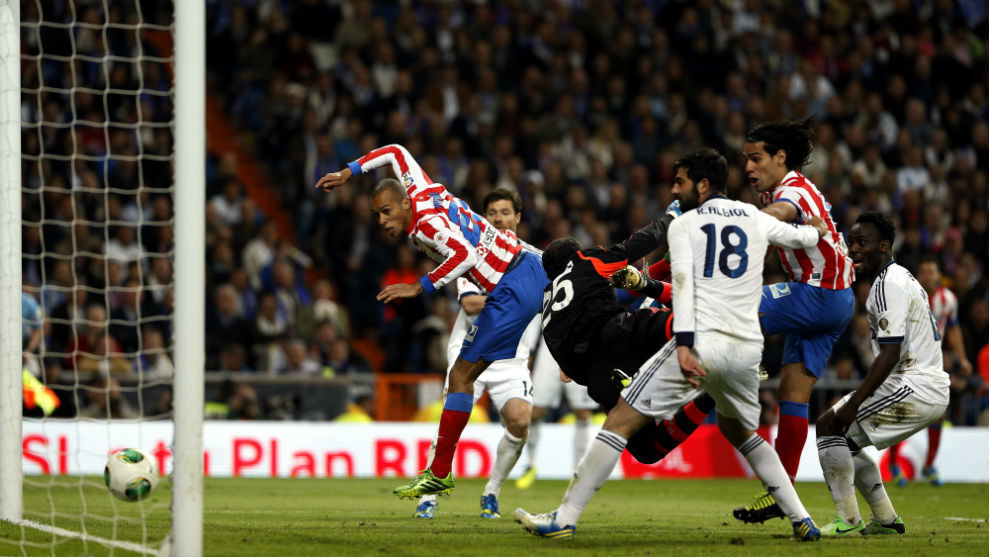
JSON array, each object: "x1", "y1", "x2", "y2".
[{"x1": 540, "y1": 210, "x2": 714, "y2": 464}]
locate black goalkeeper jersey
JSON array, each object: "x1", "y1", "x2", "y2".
[{"x1": 541, "y1": 215, "x2": 674, "y2": 384}]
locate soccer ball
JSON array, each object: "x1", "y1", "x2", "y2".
[{"x1": 104, "y1": 448, "x2": 159, "y2": 502}]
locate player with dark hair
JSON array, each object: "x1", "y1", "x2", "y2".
[
  {"x1": 316, "y1": 145, "x2": 549, "y2": 500},
  {"x1": 734, "y1": 118, "x2": 856, "y2": 523},
  {"x1": 815, "y1": 212, "x2": 949, "y2": 535},
  {"x1": 515, "y1": 148, "x2": 827, "y2": 541},
  {"x1": 886, "y1": 255, "x2": 970, "y2": 487}
]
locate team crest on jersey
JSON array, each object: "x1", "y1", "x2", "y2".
[
  {"x1": 879, "y1": 318, "x2": 888, "y2": 332},
  {"x1": 433, "y1": 229, "x2": 449, "y2": 246},
  {"x1": 769, "y1": 283, "x2": 791, "y2": 299}
]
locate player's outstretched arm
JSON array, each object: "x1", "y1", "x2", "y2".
[
  {"x1": 759, "y1": 211, "x2": 823, "y2": 250},
  {"x1": 761, "y1": 200, "x2": 799, "y2": 223}
]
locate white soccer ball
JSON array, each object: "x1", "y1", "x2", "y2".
[{"x1": 104, "y1": 448, "x2": 159, "y2": 502}]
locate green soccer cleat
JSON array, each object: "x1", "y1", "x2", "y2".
[
  {"x1": 393, "y1": 470, "x2": 454, "y2": 499},
  {"x1": 515, "y1": 466, "x2": 537, "y2": 490},
  {"x1": 733, "y1": 491, "x2": 785, "y2": 523},
  {"x1": 820, "y1": 514, "x2": 865, "y2": 536},
  {"x1": 864, "y1": 516, "x2": 905, "y2": 535}
]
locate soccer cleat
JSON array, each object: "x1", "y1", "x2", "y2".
[
  {"x1": 480, "y1": 493, "x2": 500, "y2": 519},
  {"x1": 514, "y1": 508, "x2": 575, "y2": 539},
  {"x1": 792, "y1": 517, "x2": 822, "y2": 541},
  {"x1": 515, "y1": 466, "x2": 537, "y2": 490},
  {"x1": 732, "y1": 491, "x2": 785, "y2": 523},
  {"x1": 922, "y1": 466, "x2": 943, "y2": 486},
  {"x1": 392, "y1": 470, "x2": 454, "y2": 499},
  {"x1": 864, "y1": 516, "x2": 905, "y2": 535},
  {"x1": 413, "y1": 499, "x2": 436, "y2": 519},
  {"x1": 820, "y1": 514, "x2": 865, "y2": 536},
  {"x1": 889, "y1": 463, "x2": 908, "y2": 487}
]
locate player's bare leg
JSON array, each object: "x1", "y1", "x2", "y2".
[
  {"x1": 719, "y1": 414, "x2": 820, "y2": 541},
  {"x1": 393, "y1": 357, "x2": 490, "y2": 498},
  {"x1": 481, "y1": 398, "x2": 531, "y2": 518}
]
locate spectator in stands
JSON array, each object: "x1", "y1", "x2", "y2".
[
  {"x1": 134, "y1": 327, "x2": 174, "y2": 381},
  {"x1": 296, "y1": 278, "x2": 349, "y2": 342},
  {"x1": 279, "y1": 339, "x2": 321, "y2": 375},
  {"x1": 79, "y1": 378, "x2": 140, "y2": 419},
  {"x1": 252, "y1": 291, "x2": 288, "y2": 372},
  {"x1": 206, "y1": 284, "x2": 252, "y2": 370}
]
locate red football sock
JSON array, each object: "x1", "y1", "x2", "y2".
[
  {"x1": 925, "y1": 426, "x2": 942, "y2": 469},
  {"x1": 775, "y1": 401, "x2": 808, "y2": 484},
  {"x1": 428, "y1": 392, "x2": 474, "y2": 478}
]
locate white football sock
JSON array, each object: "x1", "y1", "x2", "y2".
[
  {"x1": 556, "y1": 430, "x2": 626, "y2": 526},
  {"x1": 484, "y1": 431, "x2": 525, "y2": 497},
  {"x1": 418, "y1": 494, "x2": 437, "y2": 504},
  {"x1": 817, "y1": 435, "x2": 861, "y2": 525},
  {"x1": 853, "y1": 450, "x2": 897, "y2": 523},
  {"x1": 573, "y1": 418, "x2": 590, "y2": 469},
  {"x1": 738, "y1": 433, "x2": 809, "y2": 522},
  {"x1": 526, "y1": 421, "x2": 541, "y2": 468}
]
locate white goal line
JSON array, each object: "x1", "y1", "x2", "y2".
[{"x1": 9, "y1": 519, "x2": 159, "y2": 555}]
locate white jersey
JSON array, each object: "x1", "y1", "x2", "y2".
[
  {"x1": 865, "y1": 261, "x2": 948, "y2": 396},
  {"x1": 668, "y1": 195, "x2": 821, "y2": 346}
]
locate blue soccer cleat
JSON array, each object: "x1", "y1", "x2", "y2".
[
  {"x1": 514, "y1": 508, "x2": 575, "y2": 539},
  {"x1": 792, "y1": 517, "x2": 822, "y2": 541},
  {"x1": 413, "y1": 499, "x2": 436, "y2": 519},
  {"x1": 480, "y1": 493, "x2": 500, "y2": 519},
  {"x1": 889, "y1": 464, "x2": 908, "y2": 487}
]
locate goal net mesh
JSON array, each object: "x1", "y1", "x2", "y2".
[{"x1": 6, "y1": 1, "x2": 178, "y2": 554}]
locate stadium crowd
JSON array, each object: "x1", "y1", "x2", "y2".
[{"x1": 18, "y1": 1, "x2": 988, "y2": 424}]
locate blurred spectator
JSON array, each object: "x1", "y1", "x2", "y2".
[
  {"x1": 252, "y1": 291, "x2": 288, "y2": 372},
  {"x1": 133, "y1": 327, "x2": 174, "y2": 381},
  {"x1": 206, "y1": 284, "x2": 252, "y2": 370},
  {"x1": 79, "y1": 378, "x2": 140, "y2": 419},
  {"x1": 279, "y1": 339, "x2": 321, "y2": 375}
]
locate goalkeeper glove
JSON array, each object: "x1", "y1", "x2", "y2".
[
  {"x1": 665, "y1": 200, "x2": 682, "y2": 218},
  {"x1": 610, "y1": 265, "x2": 646, "y2": 290}
]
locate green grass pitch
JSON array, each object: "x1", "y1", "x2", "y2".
[{"x1": 1, "y1": 477, "x2": 986, "y2": 556}]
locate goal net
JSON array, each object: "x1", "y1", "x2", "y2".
[{"x1": 0, "y1": 1, "x2": 203, "y2": 555}]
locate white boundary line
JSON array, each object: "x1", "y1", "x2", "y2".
[
  {"x1": 944, "y1": 517, "x2": 988, "y2": 522},
  {"x1": 12, "y1": 519, "x2": 157, "y2": 555}
]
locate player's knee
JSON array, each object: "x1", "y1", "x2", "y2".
[{"x1": 505, "y1": 418, "x2": 530, "y2": 438}]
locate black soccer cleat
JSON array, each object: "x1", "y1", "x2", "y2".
[{"x1": 733, "y1": 491, "x2": 786, "y2": 523}]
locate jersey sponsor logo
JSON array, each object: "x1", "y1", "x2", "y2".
[
  {"x1": 402, "y1": 172, "x2": 416, "y2": 188},
  {"x1": 465, "y1": 323, "x2": 478, "y2": 343},
  {"x1": 769, "y1": 283, "x2": 791, "y2": 299}
]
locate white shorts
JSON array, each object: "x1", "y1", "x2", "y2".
[
  {"x1": 834, "y1": 374, "x2": 950, "y2": 450},
  {"x1": 531, "y1": 336, "x2": 597, "y2": 410},
  {"x1": 443, "y1": 356, "x2": 534, "y2": 412},
  {"x1": 623, "y1": 335, "x2": 763, "y2": 431}
]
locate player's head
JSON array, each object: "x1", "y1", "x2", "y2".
[
  {"x1": 483, "y1": 187, "x2": 522, "y2": 233},
  {"x1": 742, "y1": 117, "x2": 816, "y2": 193},
  {"x1": 542, "y1": 237, "x2": 582, "y2": 280},
  {"x1": 917, "y1": 255, "x2": 942, "y2": 295},
  {"x1": 849, "y1": 211, "x2": 896, "y2": 277},
  {"x1": 672, "y1": 148, "x2": 728, "y2": 211},
  {"x1": 370, "y1": 179, "x2": 412, "y2": 238}
]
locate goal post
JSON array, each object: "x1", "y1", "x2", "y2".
[
  {"x1": 0, "y1": 0, "x2": 23, "y2": 524},
  {"x1": 171, "y1": 0, "x2": 205, "y2": 554}
]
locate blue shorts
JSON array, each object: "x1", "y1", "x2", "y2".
[
  {"x1": 460, "y1": 251, "x2": 549, "y2": 363},
  {"x1": 759, "y1": 282, "x2": 854, "y2": 377}
]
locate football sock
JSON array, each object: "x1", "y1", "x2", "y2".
[
  {"x1": 429, "y1": 392, "x2": 473, "y2": 478},
  {"x1": 738, "y1": 433, "x2": 809, "y2": 522},
  {"x1": 419, "y1": 494, "x2": 437, "y2": 504},
  {"x1": 925, "y1": 424, "x2": 942, "y2": 469},
  {"x1": 817, "y1": 435, "x2": 861, "y2": 525},
  {"x1": 853, "y1": 450, "x2": 897, "y2": 523},
  {"x1": 775, "y1": 401, "x2": 809, "y2": 483},
  {"x1": 573, "y1": 418, "x2": 589, "y2": 469},
  {"x1": 556, "y1": 430, "x2": 626, "y2": 526},
  {"x1": 888, "y1": 442, "x2": 902, "y2": 471},
  {"x1": 526, "y1": 420, "x2": 541, "y2": 468},
  {"x1": 484, "y1": 431, "x2": 525, "y2": 497},
  {"x1": 654, "y1": 393, "x2": 715, "y2": 457}
]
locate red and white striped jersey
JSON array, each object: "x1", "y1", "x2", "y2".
[
  {"x1": 759, "y1": 170, "x2": 854, "y2": 290},
  {"x1": 928, "y1": 285, "x2": 959, "y2": 338},
  {"x1": 348, "y1": 144, "x2": 523, "y2": 294}
]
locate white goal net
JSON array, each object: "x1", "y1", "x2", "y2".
[{"x1": 0, "y1": 1, "x2": 202, "y2": 555}]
